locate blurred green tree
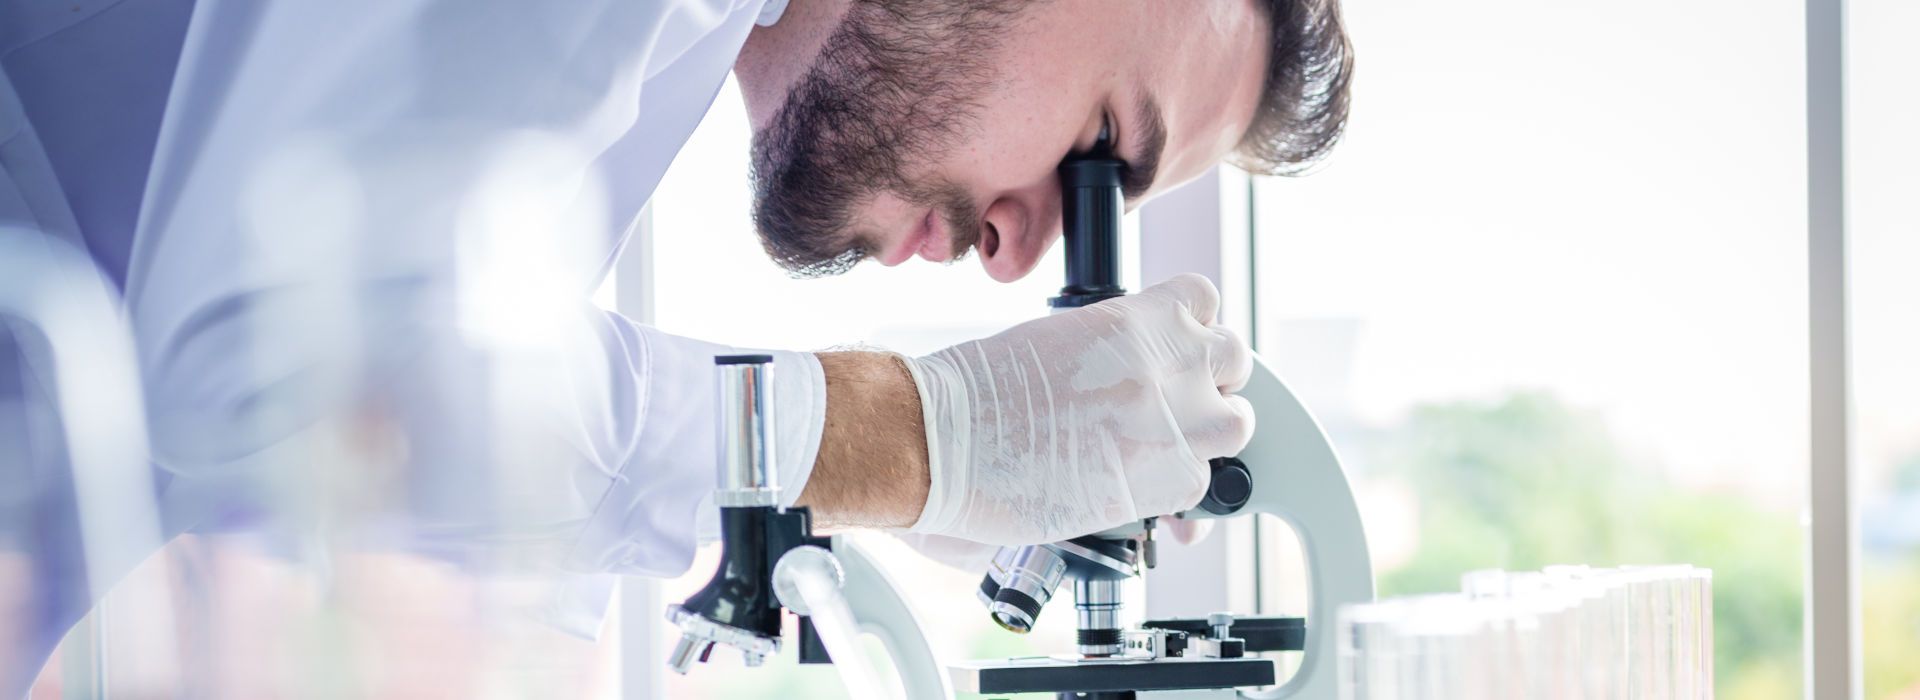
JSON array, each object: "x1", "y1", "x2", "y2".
[
  {"x1": 1865, "y1": 451, "x2": 1920, "y2": 699},
  {"x1": 1374, "y1": 392, "x2": 1803, "y2": 699}
]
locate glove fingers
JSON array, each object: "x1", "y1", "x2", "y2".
[
  {"x1": 1125, "y1": 396, "x2": 1213, "y2": 517},
  {"x1": 1183, "y1": 391, "x2": 1256, "y2": 460},
  {"x1": 1209, "y1": 325, "x2": 1254, "y2": 393},
  {"x1": 891, "y1": 531, "x2": 1001, "y2": 572},
  {"x1": 1142, "y1": 273, "x2": 1222, "y2": 326},
  {"x1": 1137, "y1": 456, "x2": 1211, "y2": 518},
  {"x1": 1163, "y1": 516, "x2": 1216, "y2": 546}
]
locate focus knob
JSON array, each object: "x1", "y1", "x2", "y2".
[{"x1": 1199, "y1": 457, "x2": 1253, "y2": 515}]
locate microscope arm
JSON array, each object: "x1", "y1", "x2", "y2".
[
  {"x1": 830, "y1": 535, "x2": 955, "y2": 699},
  {"x1": 1198, "y1": 355, "x2": 1376, "y2": 700},
  {"x1": 952, "y1": 152, "x2": 1375, "y2": 700}
]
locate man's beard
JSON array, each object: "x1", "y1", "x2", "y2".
[{"x1": 750, "y1": 0, "x2": 1024, "y2": 278}]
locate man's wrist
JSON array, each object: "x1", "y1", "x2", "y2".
[{"x1": 794, "y1": 350, "x2": 930, "y2": 528}]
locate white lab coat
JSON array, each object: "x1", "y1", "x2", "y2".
[{"x1": 0, "y1": 0, "x2": 821, "y2": 665}]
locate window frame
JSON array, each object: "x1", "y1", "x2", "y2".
[
  {"x1": 1805, "y1": 0, "x2": 1860, "y2": 695},
  {"x1": 1216, "y1": 0, "x2": 1864, "y2": 692}
]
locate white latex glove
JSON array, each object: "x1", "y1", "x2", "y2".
[
  {"x1": 892, "y1": 521, "x2": 1213, "y2": 576},
  {"x1": 904, "y1": 273, "x2": 1256, "y2": 546},
  {"x1": 1163, "y1": 516, "x2": 1215, "y2": 546},
  {"x1": 889, "y1": 532, "x2": 1002, "y2": 573}
]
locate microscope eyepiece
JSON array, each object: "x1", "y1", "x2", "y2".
[
  {"x1": 1052, "y1": 157, "x2": 1126, "y2": 309},
  {"x1": 715, "y1": 356, "x2": 778, "y2": 507}
]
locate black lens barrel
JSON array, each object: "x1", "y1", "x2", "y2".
[{"x1": 1052, "y1": 158, "x2": 1126, "y2": 309}]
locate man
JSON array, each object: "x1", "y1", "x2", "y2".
[{"x1": 0, "y1": 0, "x2": 1349, "y2": 689}]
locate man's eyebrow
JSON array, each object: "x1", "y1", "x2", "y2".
[{"x1": 1122, "y1": 93, "x2": 1167, "y2": 202}]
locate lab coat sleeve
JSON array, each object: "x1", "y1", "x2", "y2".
[
  {"x1": 566, "y1": 319, "x2": 826, "y2": 578},
  {"x1": 123, "y1": 0, "x2": 819, "y2": 582}
]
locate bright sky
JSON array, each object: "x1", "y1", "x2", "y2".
[
  {"x1": 1251, "y1": 0, "x2": 1812, "y2": 503},
  {"x1": 1258, "y1": 0, "x2": 1915, "y2": 508},
  {"x1": 1846, "y1": 0, "x2": 1920, "y2": 497}
]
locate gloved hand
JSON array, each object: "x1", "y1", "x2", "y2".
[
  {"x1": 903, "y1": 273, "x2": 1256, "y2": 546},
  {"x1": 892, "y1": 520, "x2": 1217, "y2": 575},
  {"x1": 889, "y1": 532, "x2": 1002, "y2": 573}
]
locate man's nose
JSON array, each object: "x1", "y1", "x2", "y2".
[{"x1": 978, "y1": 183, "x2": 1062, "y2": 283}]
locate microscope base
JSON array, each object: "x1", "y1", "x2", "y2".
[
  {"x1": 1060, "y1": 691, "x2": 1240, "y2": 700},
  {"x1": 950, "y1": 656, "x2": 1272, "y2": 696}
]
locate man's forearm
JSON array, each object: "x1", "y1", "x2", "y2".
[{"x1": 795, "y1": 351, "x2": 930, "y2": 528}]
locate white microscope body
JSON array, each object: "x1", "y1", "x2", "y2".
[
  {"x1": 949, "y1": 353, "x2": 1376, "y2": 699},
  {"x1": 664, "y1": 351, "x2": 1373, "y2": 700},
  {"x1": 948, "y1": 155, "x2": 1377, "y2": 699},
  {"x1": 1213, "y1": 354, "x2": 1378, "y2": 699},
  {"x1": 666, "y1": 154, "x2": 1374, "y2": 699}
]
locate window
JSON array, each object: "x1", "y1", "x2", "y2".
[
  {"x1": 1247, "y1": 0, "x2": 1809, "y2": 695},
  {"x1": 1850, "y1": 1, "x2": 1920, "y2": 696}
]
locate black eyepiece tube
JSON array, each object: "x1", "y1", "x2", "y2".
[{"x1": 1050, "y1": 158, "x2": 1126, "y2": 309}]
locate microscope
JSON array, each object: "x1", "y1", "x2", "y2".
[
  {"x1": 948, "y1": 157, "x2": 1378, "y2": 700},
  {"x1": 664, "y1": 355, "x2": 950, "y2": 697},
  {"x1": 665, "y1": 155, "x2": 1374, "y2": 700}
]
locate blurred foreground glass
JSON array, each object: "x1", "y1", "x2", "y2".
[{"x1": 21, "y1": 130, "x2": 630, "y2": 696}]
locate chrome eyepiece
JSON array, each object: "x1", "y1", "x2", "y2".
[{"x1": 715, "y1": 355, "x2": 778, "y2": 507}]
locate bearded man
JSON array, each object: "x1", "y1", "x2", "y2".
[{"x1": 0, "y1": 0, "x2": 1349, "y2": 690}]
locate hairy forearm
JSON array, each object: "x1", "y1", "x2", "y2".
[{"x1": 795, "y1": 351, "x2": 930, "y2": 528}]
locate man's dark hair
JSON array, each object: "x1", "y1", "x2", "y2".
[{"x1": 1233, "y1": 0, "x2": 1354, "y2": 176}]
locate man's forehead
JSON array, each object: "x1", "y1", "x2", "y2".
[{"x1": 1132, "y1": 0, "x2": 1270, "y2": 205}]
